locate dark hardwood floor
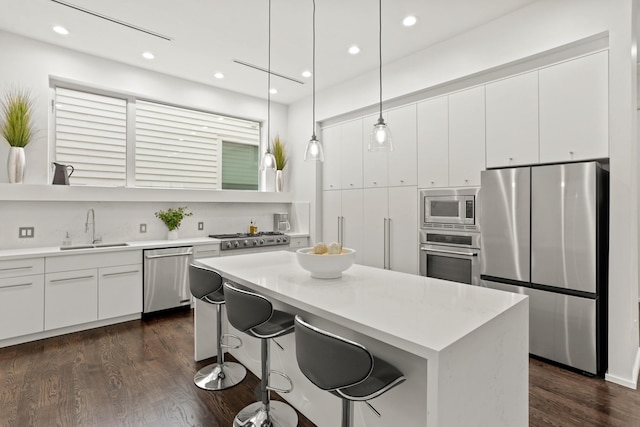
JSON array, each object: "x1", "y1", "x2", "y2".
[{"x1": 2, "y1": 308, "x2": 640, "y2": 426}]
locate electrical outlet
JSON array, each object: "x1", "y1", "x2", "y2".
[
  {"x1": 140, "y1": 224, "x2": 147, "y2": 233},
  {"x1": 19, "y1": 227, "x2": 34, "y2": 238},
  {"x1": 198, "y1": 222, "x2": 204, "y2": 231}
]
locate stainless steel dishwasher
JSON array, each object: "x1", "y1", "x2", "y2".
[{"x1": 143, "y1": 246, "x2": 194, "y2": 313}]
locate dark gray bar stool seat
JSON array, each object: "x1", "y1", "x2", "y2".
[
  {"x1": 224, "y1": 282, "x2": 298, "y2": 427},
  {"x1": 294, "y1": 315, "x2": 406, "y2": 427},
  {"x1": 188, "y1": 264, "x2": 246, "y2": 390}
]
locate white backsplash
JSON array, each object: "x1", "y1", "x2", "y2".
[{"x1": 0, "y1": 201, "x2": 294, "y2": 249}]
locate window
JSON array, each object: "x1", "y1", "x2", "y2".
[
  {"x1": 53, "y1": 86, "x2": 261, "y2": 190},
  {"x1": 54, "y1": 88, "x2": 127, "y2": 186},
  {"x1": 221, "y1": 142, "x2": 259, "y2": 190}
]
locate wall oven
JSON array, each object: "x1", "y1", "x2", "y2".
[
  {"x1": 419, "y1": 187, "x2": 481, "y2": 286},
  {"x1": 420, "y1": 230, "x2": 481, "y2": 286}
]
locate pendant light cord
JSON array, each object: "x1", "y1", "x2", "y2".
[
  {"x1": 378, "y1": 0, "x2": 383, "y2": 121},
  {"x1": 312, "y1": 0, "x2": 316, "y2": 139},
  {"x1": 267, "y1": 0, "x2": 272, "y2": 153}
]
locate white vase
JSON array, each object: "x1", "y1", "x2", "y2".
[
  {"x1": 7, "y1": 146, "x2": 25, "y2": 184},
  {"x1": 167, "y1": 230, "x2": 178, "y2": 240},
  {"x1": 275, "y1": 169, "x2": 284, "y2": 192}
]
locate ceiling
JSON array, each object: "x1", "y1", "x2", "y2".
[{"x1": 0, "y1": 0, "x2": 538, "y2": 104}]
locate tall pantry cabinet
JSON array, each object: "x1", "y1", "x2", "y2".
[{"x1": 322, "y1": 105, "x2": 418, "y2": 275}]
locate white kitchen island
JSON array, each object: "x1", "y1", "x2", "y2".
[{"x1": 195, "y1": 250, "x2": 528, "y2": 427}]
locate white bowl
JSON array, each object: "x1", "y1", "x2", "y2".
[{"x1": 296, "y1": 247, "x2": 356, "y2": 279}]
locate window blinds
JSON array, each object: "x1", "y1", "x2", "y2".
[
  {"x1": 53, "y1": 87, "x2": 261, "y2": 190},
  {"x1": 135, "y1": 101, "x2": 260, "y2": 189},
  {"x1": 54, "y1": 88, "x2": 127, "y2": 186}
]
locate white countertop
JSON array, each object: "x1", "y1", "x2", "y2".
[
  {"x1": 196, "y1": 250, "x2": 527, "y2": 357},
  {"x1": 0, "y1": 237, "x2": 220, "y2": 260},
  {"x1": 0, "y1": 233, "x2": 308, "y2": 261}
]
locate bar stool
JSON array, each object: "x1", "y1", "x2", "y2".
[
  {"x1": 188, "y1": 263, "x2": 247, "y2": 390},
  {"x1": 294, "y1": 315, "x2": 406, "y2": 427},
  {"x1": 223, "y1": 282, "x2": 298, "y2": 427}
]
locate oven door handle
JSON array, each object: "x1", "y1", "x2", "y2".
[{"x1": 420, "y1": 246, "x2": 478, "y2": 257}]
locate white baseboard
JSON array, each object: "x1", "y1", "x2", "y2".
[{"x1": 605, "y1": 347, "x2": 640, "y2": 389}]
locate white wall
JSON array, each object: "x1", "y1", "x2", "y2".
[
  {"x1": 0, "y1": 30, "x2": 289, "y2": 185},
  {"x1": 288, "y1": 0, "x2": 640, "y2": 387}
]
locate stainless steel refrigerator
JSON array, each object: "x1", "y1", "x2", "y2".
[{"x1": 479, "y1": 161, "x2": 608, "y2": 376}]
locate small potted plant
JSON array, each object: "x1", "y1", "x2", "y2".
[
  {"x1": 0, "y1": 87, "x2": 36, "y2": 183},
  {"x1": 273, "y1": 135, "x2": 287, "y2": 192},
  {"x1": 155, "y1": 206, "x2": 192, "y2": 240}
]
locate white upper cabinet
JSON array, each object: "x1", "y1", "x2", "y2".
[
  {"x1": 417, "y1": 96, "x2": 449, "y2": 188},
  {"x1": 539, "y1": 51, "x2": 609, "y2": 163},
  {"x1": 449, "y1": 86, "x2": 486, "y2": 187},
  {"x1": 387, "y1": 104, "x2": 417, "y2": 187},
  {"x1": 486, "y1": 71, "x2": 539, "y2": 168},
  {"x1": 363, "y1": 113, "x2": 389, "y2": 188},
  {"x1": 340, "y1": 119, "x2": 364, "y2": 189},
  {"x1": 322, "y1": 125, "x2": 341, "y2": 191}
]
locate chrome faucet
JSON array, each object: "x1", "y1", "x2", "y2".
[{"x1": 85, "y1": 208, "x2": 102, "y2": 244}]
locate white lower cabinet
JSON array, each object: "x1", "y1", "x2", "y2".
[
  {"x1": 98, "y1": 264, "x2": 142, "y2": 320},
  {"x1": 45, "y1": 250, "x2": 143, "y2": 330},
  {"x1": 0, "y1": 274, "x2": 44, "y2": 340},
  {"x1": 289, "y1": 236, "x2": 309, "y2": 251},
  {"x1": 363, "y1": 186, "x2": 418, "y2": 274},
  {"x1": 45, "y1": 268, "x2": 98, "y2": 330}
]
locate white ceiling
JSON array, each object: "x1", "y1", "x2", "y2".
[{"x1": 0, "y1": 0, "x2": 538, "y2": 104}]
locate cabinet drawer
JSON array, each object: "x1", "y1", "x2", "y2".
[
  {"x1": 194, "y1": 244, "x2": 220, "y2": 259},
  {"x1": 46, "y1": 250, "x2": 142, "y2": 272},
  {"x1": 0, "y1": 274, "x2": 44, "y2": 340},
  {"x1": 45, "y1": 268, "x2": 98, "y2": 330},
  {"x1": 99, "y1": 264, "x2": 142, "y2": 320},
  {"x1": 0, "y1": 257, "x2": 44, "y2": 279},
  {"x1": 289, "y1": 237, "x2": 309, "y2": 251}
]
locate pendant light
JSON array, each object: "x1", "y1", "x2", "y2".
[
  {"x1": 304, "y1": 0, "x2": 324, "y2": 162},
  {"x1": 368, "y1": 0, "x2": 393, "y2": 152},
  {"x1": 260, "y1": 0, "x2": 277, "y2": 171}
]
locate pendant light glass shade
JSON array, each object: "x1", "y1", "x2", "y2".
[
  {"x1": 369, "y1": 0, "x2": 392, "y2": 152},
  {"x1": 261, "y1": 0, "x2": 277, "y2": 172},
  {"x1": 260, "y1": 148, "x2": 277, "y2": 170},
  {"x1": 304, "y1": 0, "x2": 324, "y2": 162},
  {"x1": 304, "y1": 134, "x2": 324, "y2": 161},
  {"x1": 369, "y1": 117, "x2": 393, "y2": 151}
]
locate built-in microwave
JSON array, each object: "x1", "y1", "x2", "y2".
[{"x1": 420, "y1": 187, "x2": 479, "y2": 227}]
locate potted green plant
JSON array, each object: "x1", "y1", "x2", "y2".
[
  {"x1": 155, "y1": 206, "x2": 192, "y2": 239},
  {"x1": 0, "y1": 87, "x2": 36, "y2": 183},
  {"x1": 273, "y1": 135, "x2": 287, "y2": 192}
]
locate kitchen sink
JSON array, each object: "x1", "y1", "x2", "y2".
[{"x1": 60, "y1": 242, "x2": 129, "y2": 250}]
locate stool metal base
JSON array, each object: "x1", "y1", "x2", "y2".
[
  {"x1": 194, "y1": 361, "x2": 247, "y2": 391},
  {"x1": 233, "y1": 400, "x2": 298, "y2": 427}
]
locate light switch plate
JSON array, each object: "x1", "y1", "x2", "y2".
[
  {"x1": 140, "y1": 224, "x2": 147, "y2": 233},
  {"x1": 198, "y1": 222, "x2": 204, "y2": 231}
]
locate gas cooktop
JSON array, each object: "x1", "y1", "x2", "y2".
[{"x1": 209, "y1": 231, "x2": 289, "y2": 250}]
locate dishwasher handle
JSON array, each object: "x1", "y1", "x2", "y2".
[{"x1": 145, "y1": 251, "x2": 194, "y2": 260}]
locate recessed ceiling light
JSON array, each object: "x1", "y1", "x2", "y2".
[
  {"x1": 269, "y1": 88, "x2": 278, "y2": 94},
  {"x1": 53, "y1": 25, "x2": 69, "y2": 35},
  {"x1": 214, "y1": 72, "x2": 224, "y2": 79},
  {"x1": 348, "y1": 45, "x2": 360, "y2": 55},
  {"x1": 302, "y1": 70, "x2": 312, "y2": 78},
  {"x1": 142, "y1": 51, "x2": 155, "y2": 60},
  {"x1": 403, "y1": 15, "x2": 417, "y2": 27}
]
